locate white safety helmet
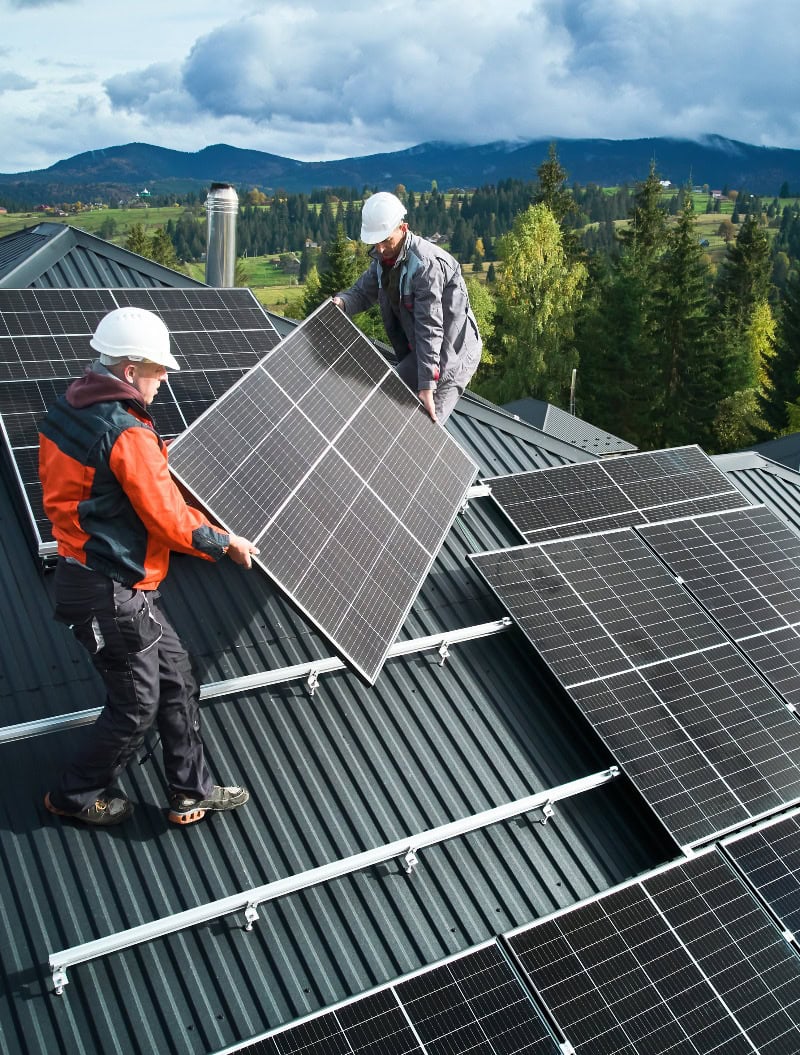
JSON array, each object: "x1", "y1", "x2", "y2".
[
  {"x1": 90, "y1": 306, "x2": 180, "y2": 371},
  {"x1": 360, "y1": 192, "x2": 407, "y2": 244}
]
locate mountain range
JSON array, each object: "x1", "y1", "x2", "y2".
[{"x1": 2, "y1": 135, "x2": 800, "y2": 200}]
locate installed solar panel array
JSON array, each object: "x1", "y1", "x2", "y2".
[
  {"x1": 640, "y1": 505, "x2": 800, "y2": 709},
  {"x1": 471, "y1": 449, "x2": 800, "y2": 848},
  {"x1": 485, "y1": 445, "x2": 747, "y2": 543},
  {"x1": 167, "y1": 300, "x2": 478, "y2": 684},
  {"x1": 221, "y1": 943, "x2": 561, "y2": 1055},
  {"x1": 471, "y1": 529, "x2": 800, "y2": 846},
  {"x1": 508, "y1": 849, "x2": 800, "y2": 1054},
  {"x1": 0, "y1": 287, "x2": 281, "y2": 552}
]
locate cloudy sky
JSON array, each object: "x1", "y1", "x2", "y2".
[{"x1": 3, "y1": 0, "x2": 800, "y2": 174}]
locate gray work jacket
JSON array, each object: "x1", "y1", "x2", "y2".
[{"x1": 336, "y1": 231, "x2": 482, "y2": 391}]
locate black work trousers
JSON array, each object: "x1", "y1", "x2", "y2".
[{"x1": 51, "y1": 559, "x2": 212, "y2": 812}]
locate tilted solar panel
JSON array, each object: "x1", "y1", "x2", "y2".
[
  {"x1": 508, "y1": 850, "x2": 800, "y2": 1054},
  {"x1": 0, "y1": 287, "x2": 282, "y2": 553},
  {"x1": 167, "y1": 300, "x2": 478, "y2": 684},
  {"x1": 485, "y1": 445, "x2": 747, "y2": 543}
]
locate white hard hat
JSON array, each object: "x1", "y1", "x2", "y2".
[
  {"x1": 90, "y1": 307, "x2": 180, "y2": 371},
  {"x1": 360, "y1": 192, "x2": 407, "y2": 244}
]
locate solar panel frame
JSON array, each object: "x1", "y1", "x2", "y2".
[
  {"x1": 166, "y1": 300, "x2": 479, "y2": 684},
  {"x1": 507, "y1": 849, "x2": 800, "y2": 1054},
  {"x1": 0, "y1": 287, "x2": 283, "y2": 554}
]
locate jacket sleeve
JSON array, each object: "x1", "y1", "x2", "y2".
[
  {"x1": 411, "y1": 256, "x2": 446, "y2": 390},
  {"x1": 336, "y1": 262, "x2": 380, "y2": 316},
  {"x1": 109, "y1": 426, "x2": 229, "y2": 561}
]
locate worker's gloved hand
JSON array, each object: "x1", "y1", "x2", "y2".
[
  {"x1": 227, "y1": 535, "x2": 260, "y2": 569},
  {"x1": 331, "y1": 297, "x2": 344, "y2": 310}
]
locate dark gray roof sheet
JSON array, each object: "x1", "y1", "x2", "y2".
[
  {"x1": 0, "y1": 390, "x2": 672, "y2": 1055},
  {"x1": 502, "y1": 396, "x2": 637, "y2": 455}
]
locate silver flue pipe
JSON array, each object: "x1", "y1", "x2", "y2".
[{"x1": 204, "y1": 182, "x2": 238, "y2": 286}]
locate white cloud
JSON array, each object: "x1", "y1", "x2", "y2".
[{"x1": 2, "y1": 0, "x2": 800, "y2": 173}]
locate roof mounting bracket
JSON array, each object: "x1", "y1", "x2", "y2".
[
  {"x1": 244, "y1": 902, "x2": 260, "y2": 932},
  {"x1": 306, "y1": 670, "x2": 320, "y2": 697},
  {"x1": 52, "y1": 965, "x2": 68, "y2": 996},
  {"x1": 403, "y1": 848, "x2": 419, "y2": 875},
  {"x1": 438, "y1": 640, "x2": 450, "y2": 666},
  {"x1": 538, "y1": 800, "x2": 555, "y2": 825}
]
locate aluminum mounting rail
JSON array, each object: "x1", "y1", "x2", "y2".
[
  {"x1": 0, "y1": 618, "x2": 511, "y2": 745},
  {"x1": 48, "y1": 765, "x2": 619, "y2": 994}
]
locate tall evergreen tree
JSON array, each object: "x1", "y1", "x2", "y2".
[
  {"x1": 651, "y1": 195, "x2": 717, "y2": 448},
  {"x1": 578, "y1": 165, "x2": 669, "y2": 447},
  {"x1": 763, "y1": 274, "x2": 800, "y2": 433},
  {"x1": 532, "y1": 143, "x2": 579, "y2": 258},
  {"x1": 474, "y1": 203, "x2": 586, "y2": 406}
]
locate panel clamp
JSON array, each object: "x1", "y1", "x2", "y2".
[
  {"x1": 244, "y1": 902, "x2": 260, "y2": 932},
  {"x1": 438, "y1": 640, "x2": 451, "y2": 666},
  {"x1": 306, "y1": 669, "x2": 320, "y2": 697},
  {"x1": 403, "y1": 847, "x2": 419, "y2": 874},
  {"x1": 52, "y1": 965, "x2": 68, "y2": 996},
  {"x1": 538, "y1": 800, "x2": 555, "y2": 825}
]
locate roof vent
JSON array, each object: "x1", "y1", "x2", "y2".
[{"x1": 205, "y1": 182, "x2": 238, "y2": 287}]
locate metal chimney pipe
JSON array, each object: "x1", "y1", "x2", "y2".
[{"x1": 205, "y1": 182, "x2": 238, "y2": 286}]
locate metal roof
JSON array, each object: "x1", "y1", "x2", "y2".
[
  {"x1": 0, "y1": 221, "x2": 204, "y2": 289},
  {"x1": 501, "y1": 396, "x2": 637, "y2": 455},
  {"x1": 715, "y1": 449, "x2": 800, "y2": 533},
  {"x1": 4, "y1": 227, "x2": 800, "y2": 1053},
  {"x1": 0, "y1": 378, "x2": 674, "y2": 1055}
]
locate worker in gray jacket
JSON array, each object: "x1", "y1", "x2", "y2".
[{"x1": 333, "y1": 192, "x2": 482, "y2": 423}]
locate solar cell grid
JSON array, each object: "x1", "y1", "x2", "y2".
[
  {"x1": 486, "y1": 445, "x2": 746, "y2": 544},
  {"x1": 639, "y1": 506, "x2": 800, "y2": 641},
  {"x1": 508, "y1": 851, "x2": 800, "y2": 1055},
  {"x1": 167, "y1": 300, "x2": 477, "y2": 682},
  {"x1": 724, "y1": 813, "x2": 800, "y2": 941},
  {"x1": 470, "y1": 531, "x2": 728, "y2": 690},
  {"x1": 225, "y1": 945, "x2": 560, "y2": 1055},
  {"x1": 570, "y1": 645, "x2": 800, "y2": 846},
  {"x1": 0, "y1": 286, "x2": 282, "y2": 552}
]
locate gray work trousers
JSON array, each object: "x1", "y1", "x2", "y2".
[
  {"x1": 395, "y1": 350, "x2": 472, "y2": 423},
  {"x1": 49, "y1": 560, "x2": 212, "y2": 812}
]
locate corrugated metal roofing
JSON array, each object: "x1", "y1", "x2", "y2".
[
  {"x1": 501, "y1": 396, "x2": 637, "y2": 455},
  {"x1": 5, "y1": 226, "x2": 798, "y2": 1053},
  {"x1": 715, "y1": 450, "x2": 800, "y2": 534},
  {"x1": 0, "y1": 389, "x2": 674, "y2": 1055},
  {"x1": 0, "y1": 221, "x2": 204, "y2": 290}
]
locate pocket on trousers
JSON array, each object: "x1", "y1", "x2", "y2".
[
  {"x1": 113, "y1": 588, "x2": 163, "y2": 655},
  {"x1": 69, "y1": 614, "x2": 106, "y2": 656}
]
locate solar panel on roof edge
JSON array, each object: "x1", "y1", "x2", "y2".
[
  {"x1": 506, "y1": 849, "x2": 800, "y2": 1055},
  {"x1": 0, "y1": 287, "x2": 282, "y2": 554},
  {"x1": 485, "y1": 445, "x2": 747, "y2": 543},
  {"x1": 167, "y1": 299, "x2": 478, "y2": 683}
]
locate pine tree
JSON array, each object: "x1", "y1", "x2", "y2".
[
  {"x1": 651, "y1": 194, "x2": 717, "y2": 448},
  {"x1": 125, "y1": 223, "x2": 149, "y2": 257},
  {"x1": 763, "y1": 274, "x2": 800, "y2": 433}
]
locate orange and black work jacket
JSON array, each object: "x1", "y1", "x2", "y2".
[{"x1": 39, "y1": 364, "x2": 229, "y2": 590}]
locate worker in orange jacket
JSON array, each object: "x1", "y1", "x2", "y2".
[{"x1": 39, "y1": 306, "x2": 258, "y2": 827}]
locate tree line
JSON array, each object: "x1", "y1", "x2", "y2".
[{"x1": 126, "y1": 148, "x2": 800, "y2": 454}]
